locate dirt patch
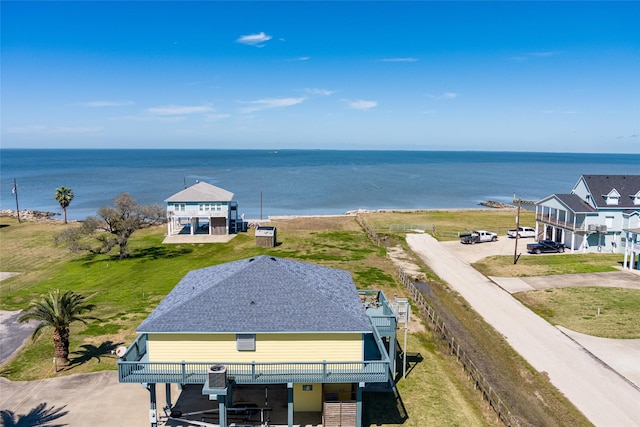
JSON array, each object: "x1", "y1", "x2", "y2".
[
  {"x1": 267, "y1": 214, "x2": 361, "y2": 232},
  {"x1": 0, "y1": 272, "x2": 20, "y2": 281},
  {"x1": 386, "y1": 246, "x2": 426, "y2": 282}
]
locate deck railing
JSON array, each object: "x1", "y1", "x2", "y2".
[
  {"x1": 536, "y1": 214, "x2": 585, "y2": 231},
  {"x1": 118, "y1": 359, "x2": 390, "y2": 385},
  {"x1": 118, "y1": 295, "x2": 396, "y2": 386}
]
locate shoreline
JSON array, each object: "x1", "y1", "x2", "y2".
[
  {"x1": 0, "y1": 209, "x2": 64, "y2": 223},
  {"x1": 0, "y1": 201, "x2": 522, "y2": 224}
]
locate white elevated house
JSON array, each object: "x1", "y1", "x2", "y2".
[
  {"x1": 165, "y1": 181, "x2": 242, "y2": 236},
  {"x1": 624, "y1": 227, "x2": 640, "y2": 271},
  {"x1": 535, "y1": 175, "x2": 640, "y2": 256}
]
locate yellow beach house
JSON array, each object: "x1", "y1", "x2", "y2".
[{"x1": 118, "y1": 256, "x2": 397, "y2": 427}]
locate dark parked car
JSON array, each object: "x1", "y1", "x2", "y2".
[{"x1": 527, "y1": 240, "x2": 565, "y2": 254}]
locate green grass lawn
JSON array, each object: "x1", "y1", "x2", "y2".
[
  {"x1": 0, "y1": 216, "x2": 498, "y2": 427},
  {"x1": 362, "y1": 208, "x2": 536, "y2": 241},
  {"x1": 2, "y1": 210, "x2": 607, "y2": 426},
  {"x1": 473, "y1": 253, "x2": 623, "y2": 277},
  {"x1": 515, "y1": 287, "x2": 640, "y2": 339}
]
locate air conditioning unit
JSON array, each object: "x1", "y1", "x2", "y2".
[
  {"x1": 208, "y1": 365, "x2": 227, "y2": 388},
  {"x1": 588, "y1": 224, "x2": 597, "y2": 231},
  {"x1": 596, "y1": 225, "x2": 607, "y2": 232}
]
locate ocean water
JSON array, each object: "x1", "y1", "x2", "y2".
[{"x1": 1, "y1": 149, "x2": 638, "y2": 221}]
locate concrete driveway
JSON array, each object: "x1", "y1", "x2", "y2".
[
  {"x1": 0, "y1": 310, "x2": 37, "y2": 365},
  {"x1": 0, "y1": 371, "x2": 172, "y2": 426},
  {"x1": 407, "y1": 233, "x2": 640, "y2": 427}
]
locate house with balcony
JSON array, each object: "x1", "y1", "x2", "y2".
[
  {"x1": 623, "y1": 227, "x2": 640, "y2": 271},
  {"x1": 535, "y1": 175, "x2": 640, "y2": 253},
  {"x1": 118, "y1": 256, "x2": 397, "y2": 427},
  {"x1": 165, "y1": 181, "x2": 243, "y2": 238}
]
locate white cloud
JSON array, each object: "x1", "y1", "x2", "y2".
[
  {"x1": 119, "y1": 115, "x2": 186, "y2": 122},
  {"x1": 540, "y1": 110, "x2": 578, "y2": 115},
  {"x1": 380, "y1": 57, "x2": 418, "y2": 62},
  {"x1": 288, "y1": 56, "x2": 311, "y2": 62},
  {"x1": 529, "y1": 51, "x2": 556, "y2": 58},
  {"x1": 425, "y1": 92, "x2": 459, "y2": 100},
  {"x1": 344, "y1": 99, "x2": 378, "y2": 110},
  {"x1": 146, "y1": 105, "x2": 214, "y2": 116},
  {"x1": 80, "y1": 100, "x2": 135, "y2": 107},
  {"x1": 305, "y1": 88, "x2": 336, "y2": 96},
  {"x1": 6, "y1": 125, "x2": 102, "y2": 134},
  {"x1": 6, "y1": 125, "x2": 47, "y2": 134},
  {"x1": 50, "y1": 126, "x2": 103, "y2": 134},
  {"x1": 239, "y1": 97, "x2": 304, "y2": 113},
  {"x1": 206, "y1": 113, "x2": 231, "y2": 120},
  {"x1": 237, "y1": 32, "x2": 272, "y2": 47}
]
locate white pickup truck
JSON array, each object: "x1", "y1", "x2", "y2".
[
  {"x1": 507, "y1": 226, "x2": 536, "y2": 238},
  {"x1": 460, "y1": 230, "x2": 498, "y2": 244}
]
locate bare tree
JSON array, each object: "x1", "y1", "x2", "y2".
[{"x1": 56, "y1": 192, "x2": 164, "y2": 259}]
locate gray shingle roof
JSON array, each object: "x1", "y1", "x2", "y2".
[
  {"x1": 580, "y1": 175, "x2": 640, "y2": 209},
  {"x1": 554, "y1": 194, "x2": 597, "y2": 213},
  {"x1": 137, "y1": 256, "x2": 373, "y2": 334},
  {"x1": 165, "y1": 181, "x2": 234, "y2": 203}
]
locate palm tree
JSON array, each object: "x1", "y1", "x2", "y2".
[
  {"x1": 19, "y1": 290, "x2": 97, "y2": 367},
  {"x1": 54, "y1": 187, "x2": 74, "y2": 224}
]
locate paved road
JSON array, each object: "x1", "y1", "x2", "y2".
[
  {"x1": 0, "y1": 310, "x2": 36, "y2": 365},
  {"x1": 407, "y1": 233, "x2": 640, "y2": 427}
]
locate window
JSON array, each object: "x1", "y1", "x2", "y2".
[
  {"x1": 199, "y1": 203, "x2": 223, "y2": 212},
  {"x1": 605, "y1": 216, "x2": 614, "y2": 228},
  {"x1": 174, "y1": 203, "x2": 186, "y2": 212},
  {"x1": 604, "y1": 189, "x2": 620, "y2": 205},
  {"x1": 236, "y1": 334, "x2": 255, "y2": 351}
]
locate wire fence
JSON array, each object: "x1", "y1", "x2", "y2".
[{"x1": 357, "y1": 214, "x2": 520, "y2": 427}]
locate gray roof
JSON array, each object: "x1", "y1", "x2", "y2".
[
  {"x1": 554, "y1": 194, "x2": 597, "y2": 213},
  {"x1": 166, "y1": 181, "x2": 234, "y2": 203},
  {"x1": 137, "y1": 256, "x2": 373, "y2": 334},
  {"x1": 580, "y1": 175, "x2": 640, "y2": 209}
]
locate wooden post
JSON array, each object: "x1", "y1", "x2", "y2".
[{"x1": 13, "y1": 178, "x2": 20, "y2": 224}]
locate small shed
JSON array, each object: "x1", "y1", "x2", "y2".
[{"x1": 256, "y1": 226, "x2": 277, "y2": 248}]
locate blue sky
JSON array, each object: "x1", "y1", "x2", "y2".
[{"x1": 2, "y1": 1, "x2": 639, "y2": 152}]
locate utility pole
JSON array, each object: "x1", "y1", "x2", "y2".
[
  {"x1": 13, "y1": 178, "x2": 21, "y2": 224},
  {"x1": 513, "y1": 195, "x2": 521, "y2": 264}
]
